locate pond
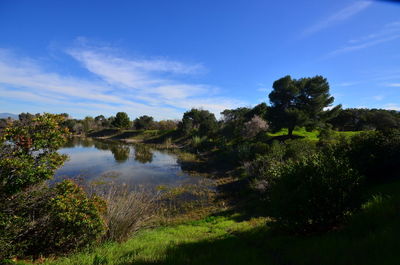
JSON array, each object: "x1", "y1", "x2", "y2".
[{"x1": 55, "y1": 137, "x2": 206, "y2": 188}]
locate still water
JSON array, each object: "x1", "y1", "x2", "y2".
[{"x1": 55, "y1": 137, "x2": 204, "y2": 187}]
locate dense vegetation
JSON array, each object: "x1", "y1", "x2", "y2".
[{"x1": 1, "y1": 75, "x2": 399, "y2": 264}]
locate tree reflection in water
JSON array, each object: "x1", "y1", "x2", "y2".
[
  {"x1": 110, "y1": 145, "x2": 130, "y2": 163},
  {"x1": 134, "y1": 144, "x2": 153, "y2": 164}
]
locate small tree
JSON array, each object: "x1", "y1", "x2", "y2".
[
  {"x1": 134, "y1": 115, "x2": 154, "y2": 130},
  {"x1": 268, "y1": 75, "x2": 341, "y2": 137},
  {"x1": 112, "y1": 112, "x2": 130, "y2": 129},
  {"x1": 82, "y1": 116, "x2": 95, "y2": 132},
  {"x1": 0, "y1": 113, "x2": 70, "y2": 196},
  {"x1": 243, "y1": 115, "x2": 269, "y2": 138}
]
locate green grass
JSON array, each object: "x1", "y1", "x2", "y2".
[
  {"x1": 267, "y1": 127, "x2": 362, "y2": 141},
  {"x1": 28, "y1": 216, "x2": 266, "y2": 265},
  {"x1": 267, "y1": 128, "x2": 320, "y2": 140},
  {"x1": 20, "y1": 180, "x2": 400, "y2": 265}
]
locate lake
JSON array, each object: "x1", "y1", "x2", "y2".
[{"x1": 55, "y1": 137, "x2": 206, "y2": 188}]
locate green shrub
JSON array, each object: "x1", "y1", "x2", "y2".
[
  {"x1": 247, "y1": 140, "x2": 316, "y2": 192},
  {"x1": 0, "y1": 180, "x2": 106, "y2": 260},
  {"x1": 269, "y1": 152, "x2": 363, "y2": 233},
  {"x1": 345, "y1": 130, "x2": 400, "y2": 182},
  {"x1": 46, "y1": 180, "x2": 106, "y2": 252}
]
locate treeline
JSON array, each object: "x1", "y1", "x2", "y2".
[
  {"x1": 2, "y1": 104, "x2": 399, "y2": 138},
  {"x1": 62, "y1": 114, "x2": 179, "y2": 134},
  {"x1": 329, "y1": 108, "x2": 400, "y2": 131}
]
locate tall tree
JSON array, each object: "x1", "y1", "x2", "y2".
[
  {"x1": 268, "y1": 75, "x2": 340, "y2": 137},
  {"x1": 181, "y1": 109, "x2": 218, "y2": 136},
  {"x1": 112, "y1": 112, "x2": 130, "y2": 129}
]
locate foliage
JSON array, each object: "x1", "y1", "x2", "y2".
[
  {"x1": 95, "y1": 115, "x2": 111, "y2": 128},
  {"x1": 46, "y1": 180, "x2": 106, "y2": 251},
  {"x1": 242, "y1": 115, "x2": 269, "y2": 138},
  {"x1": 268, "y1": 151, "x2": 363, "y2": 233},
  {"x1": 268, "y1": 75, "x2": 341, "y2": 136},
  {"x1": 180, "y1": 108, "x2": 218, "y2": 137},
  {"x1": 220, "y1": 107, "x2": 251, "y2": 139},
  {"x1": 153, "y1": 120, "x2": 178, "y2": 130},
  {"x1": 0, "y1": 113, "x2": 69, "y2": 196},
  {"x1": 82, "y1": 116, "x2": 96, "y2": 133},
  {"x1": 134, "y1": 115, "x2": 154, "y2": 130},
  {"x1": 112, "y1": 112, "x2": 130, "y2": 129},
  {"x1": 328, "y1": 108, "x2": 400, "y2": 131},
  {"x1": 0, "y1": 181, "x2": 106, "y2": 260},
  {"x1": 247, "y1": 140, "x2": 316, "y2": 192},
  {"x1": 342, "y1": 129, "x2": 400, "y2": 182}
]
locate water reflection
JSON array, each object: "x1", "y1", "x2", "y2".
[
  {"x1": 110, "y1": 144, "x2": 130, "y2": 163},
  {"x1": 134, "y1": 144, "x2": 153, "y2": 164},
  {"x1": 56, "y1": 137, "x2": 203, "y2": 188}
]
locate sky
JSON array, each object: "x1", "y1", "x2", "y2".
[{"x1": 0, "y1": 0, "x2": 399, "y2": 120}]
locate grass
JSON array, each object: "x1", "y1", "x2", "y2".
[
  {"x1": 267, "y1": 127, "x2": 320, "y2": 140},
  {"x1": 18, "y1": 179, "x2": 400, "y2": 265},
  {"x1": 267, "y1": 127, "x2": 362, "y2": 141}
]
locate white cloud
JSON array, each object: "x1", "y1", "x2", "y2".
[
  {"x1": 387, "y1": 83, "x2": 400, "y2": 87},
  {"x1": 373, "y1": 95, "x2": 384, "y2": 101},
  {"x1": 0, "y1": 47, "x2": 243, "y2": 119},
  {"x1": 334, "y1": 81, "x2": 359, "y2": 87},
  {"x1": 303, "y1": 1, "x2": 372, "y2": 36},
  {"x1": 326, "y1": 20, "x2": 400, "y2": 57}
]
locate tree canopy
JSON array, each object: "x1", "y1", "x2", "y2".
[
  {"x1": 0, "y1": 113, "x2": 70, "y2": 195},
  {"x1": 268, "y1": 75, "x2": 341, "y2": 136},
  {"x1": 134, "y1": 115, "x2": 154, "y2": 130},
  {"x1": 181, "y1": 108, "x2": 218, "y2": 136},
  {"x1": 112, "y1": 112, "x2": 130, "y2": 129}
]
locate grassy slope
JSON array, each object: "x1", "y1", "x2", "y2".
[
  {"x1": 29, "y1": 180, "x2": 400, "y2": 265},
  {"x1": 267, "y1": 127, "x2": 361, "y2": 141}
]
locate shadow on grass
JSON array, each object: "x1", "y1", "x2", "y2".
[
  {"x1": 116, "y1": 218, "x2": 400, "y2": 265},
  {"x1": 116, "y1": 226, "x2": 280, "y2": 265},
  {"x1": 117, "y1": 180, "x2": 400, "y2": 265}
]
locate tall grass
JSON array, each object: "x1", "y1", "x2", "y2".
[{"x1": 93, "y1": 185, "x2": 162, "y2": 243}]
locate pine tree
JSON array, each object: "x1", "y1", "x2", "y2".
[{"x1": 268, "y1": 75, "x2": 341, "y2": 137}]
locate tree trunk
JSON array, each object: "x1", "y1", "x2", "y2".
[{"x1": 288, "y1": 127, "x2": 294, "y2": 138}]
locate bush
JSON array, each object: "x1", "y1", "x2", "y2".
[
  {"x1": 0, "y1": 180, "x2": 106, "y2": 259},
  {"x1": 268, "y1": 152, "x2": 363, "y2": 233},
  {"x1": 345, "y1": 130, "x2": 400, "y2": 182},
  {"x1": 246, "y1": 140, "x2": 316, "y2": 192},
  {"x1": 46, "y1": 180, "x2": 106, "y2": 252}
]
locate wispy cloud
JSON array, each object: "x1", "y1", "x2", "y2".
[
  {"x1": 0, "y1": 45, "x2": 243, "y2": 119},
  {"x1": 334, "y1": 81, "x2": 360, "y2": 87},
  {"x1": 326, "y1": 20, "x2": 400, "y2": 57},
  {"x1": 373, "y1": 95, "x2": 384, "y2": 101},
  {"x1": 384, "y1": 103, "x2": 400, "y2": 111},
  {"x1": 387, "y1": 83, "x2": 400, "y2": 87},
  {"x1": 303, "y1": 1, "x2": 372, "y2": 36}
]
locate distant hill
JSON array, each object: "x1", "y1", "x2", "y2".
[{"x1": 0, "y1": 113, "x2": 18, "y2": 119}]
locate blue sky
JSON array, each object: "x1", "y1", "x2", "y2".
[{"x1": 0, "y1": 0, "x2": 399, "y2": 119}]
